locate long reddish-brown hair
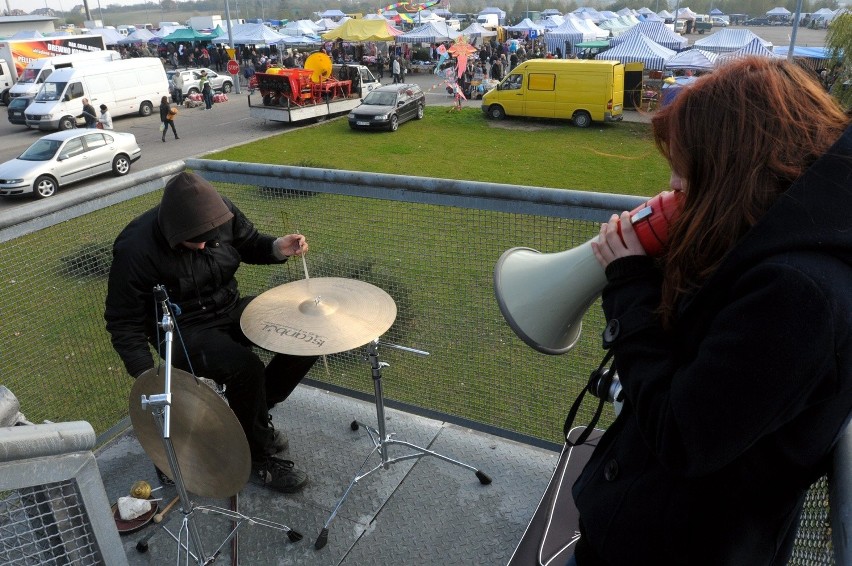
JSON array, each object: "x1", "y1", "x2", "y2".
[{"x1": 651, "y1": 56, "x2": 849, "y2": 326}]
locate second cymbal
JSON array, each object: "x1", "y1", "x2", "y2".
[{"x1": 240, "y1": 277, "x2": 397, "y2": 356}]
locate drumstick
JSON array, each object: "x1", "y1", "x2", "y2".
[{"x1": 153, "y1": 495, "x2": 180, "y2": 523}]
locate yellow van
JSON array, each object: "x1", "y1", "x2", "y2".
[{"x1": 481, "y1": 59, "x2": 624, "y2": 127}]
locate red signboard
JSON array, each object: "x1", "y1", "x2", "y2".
[{"x1": 227, "y1": 60, "x2": 239, "y2": 75}]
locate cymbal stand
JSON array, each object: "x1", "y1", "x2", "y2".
[
  {"x1": 314, "y1": 339, "x2": 492, "y2": 549},
  {"x1": 139, "y1": 286, "x2": 302, "y2": 565}
]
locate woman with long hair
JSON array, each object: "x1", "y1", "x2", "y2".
[
  {"x1": 572, "y1": 57, "x2": 852, "y2": 565},
  {"x1": 159, "y1": 95, "x2": 178, "y2": 142}
]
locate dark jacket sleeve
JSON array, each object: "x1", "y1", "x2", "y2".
[
  {"x1": 601, "y1": 256, "x2": 836, "y2": 477},
  {"x1": 104, "y1": 231, "x2": 158, "y2": 378}
]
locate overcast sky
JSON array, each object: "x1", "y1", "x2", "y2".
[{"x1": 7, "y1": 0, "x2": 139, "y2": 16}]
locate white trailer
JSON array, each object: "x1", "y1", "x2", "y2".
[{"x1": 248, "y1": 95, "x2": 364, "y2": 123}]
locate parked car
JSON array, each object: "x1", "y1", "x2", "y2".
[
  {"x1": 711, "y1": 17, "x2": 729, "y2": 27},
  {"x1": 0, "y1": 129, "x2": 141, "y2": 199},
  {"x1": 7, "y1": 96, "x2": 33, "y2": 126},
  {"x1": 348, "y1": 84, "x2": 425, "y2": 132},
  {"x1": 167, "y1": 68, "x2": 233, "y2": 97},
  {"x1": 744, "y1": 17, "x2": 771, "y2": 26}
]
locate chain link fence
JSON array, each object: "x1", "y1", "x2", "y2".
[{"x1": 0, "y1": 161, "x2": 836, "y2": 564}]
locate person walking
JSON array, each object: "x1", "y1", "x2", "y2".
[
  {"x1": 391, "y1": 57, "x2": 401, "y2": 84},
  {"x1": 97, "y1": 104, "x2": 113, "y2": 130},
  {"x1": 159, "y1": 95, "x2": 179, "y2": 142},
  {"x1": 80, "y1": 98, "x2": 97, "y2": 128}
]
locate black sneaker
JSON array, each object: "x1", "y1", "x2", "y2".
[
  {"x1": 250, "y1": 457, "x2": 308, "y2": 493},
  {"x1": 155, "y1": 465, "x2": 175, "y2": 487}
]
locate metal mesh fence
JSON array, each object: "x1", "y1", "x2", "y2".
[
  {"x1": 0, "y1": 164, "x2": 836, "y2": 564},
  {"x1": 0, "y1": 480, "x2": 101, "y2": 565}
]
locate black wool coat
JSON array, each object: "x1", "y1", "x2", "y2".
[{"x1": 573, "y1": 126, "x2": 852, "y2": 566}]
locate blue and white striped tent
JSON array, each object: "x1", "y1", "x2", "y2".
[
  {"x1": 717, "y1": 38, "x2": 783, "y2": 62},
  {"x1": 545, "y1": 20, "x2": 595, "y2": 56},
  {"x1": 693, "y1": 29, "x2": 772, "y2": 54},
  {"x1": 395, "y1": 22, "x2": 460, "y2": 43},
  {"x1": 595, "y1": 33, "x2": 676, "y2": 71},
  {"x1": 610, "y1": 21, "x2": 687, "y2": 51},
  {"x1": 665, "y1": 48, "x2": 719, "y2": 70}
]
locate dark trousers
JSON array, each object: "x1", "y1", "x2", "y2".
[
  {"x1": 203, "y1": 89, "x2": 213, "y2": 109},
  {"x1": 161, "y1": 119, "x2": 177, "y2": 139},
  {"x1": 167, "y1": 297, "x2": 317, "y2": 460}
]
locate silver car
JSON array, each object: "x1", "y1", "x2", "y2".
[
  {"x1": 0, "y1": 129, "x2": 142, "y2": 199},
  {"x1": 168, "y1": 68, "x2": 234, "y2": 96}
]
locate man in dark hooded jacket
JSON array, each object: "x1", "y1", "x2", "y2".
[{"x1": 104, "y1": 172, "x2": 316, "y2": 494}]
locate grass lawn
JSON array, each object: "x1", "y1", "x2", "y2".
[{"x1": 206, "y1": 107, "x2": 669, "y2": 196}]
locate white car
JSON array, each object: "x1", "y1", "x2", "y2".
[
  {"x1": 0, "y1": 129, "x2": 141, "y2": 199},
  {"x1": 711, "y1": 17, "x2": 729, "y2": 27},
  {"x1": 168, "y1": 68, "x2": 234, "y2": 96}
]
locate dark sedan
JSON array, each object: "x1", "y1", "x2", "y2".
[
  {"x1": 7, "y1": 96, "x2": 33, "y2": 126},
  {"x1": 348, "y1": 84, "x2": 425, "y2": 132}
]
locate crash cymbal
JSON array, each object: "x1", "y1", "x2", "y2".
[
  {"x1": 240, "y1": 277, "x2": 397, "y2": 356},
  {"x1": 129, "y1": 367, "x2": 251, "y2": 499}
]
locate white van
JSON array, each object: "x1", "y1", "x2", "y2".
[
  {"x1": 25, "y1": 58, "x2": 169, "y2": 131},
  {"x1": 10, "y1": 50, "x2": 122, "y2": 99}
]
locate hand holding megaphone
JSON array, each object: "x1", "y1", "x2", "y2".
[{"x1": 494, "y1": 191, "x2": 683, "y2": 354}]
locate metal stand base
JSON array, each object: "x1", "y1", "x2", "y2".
[{"x1": 315, "y1": 340, "x2": 492, "y2": 550}]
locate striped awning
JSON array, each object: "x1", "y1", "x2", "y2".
[{"x1": 596, "y1": 32, "x2": 676, "y2": 71}]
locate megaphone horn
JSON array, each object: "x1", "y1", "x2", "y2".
[{"x1": 494, "y1": 191, "x2": 683, "y2": 355}]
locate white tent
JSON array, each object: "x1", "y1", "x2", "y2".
[
  {"x1": 596, "y1": 33, "x2": 676, "y2": 71},
  {"x1": 505, "y1": 18, "x2": 545, "y2": 34},
  {"x1": 570, "y1": 15, "x2": 610, "y2": 40},
  {"x1": 658, "y1": 10, "x2": 673, "y2": 19},
  {"x1": 314, "y1": 18, "x2": 342, "y2": 31},
  {"x1": 396, "y1": 22, "x2": 460, "y2": 43},
  {"x1": 460, "y1": 22, "x2": 497, "y2": 38},
  {"x1": 610, "y1": 21, "x2": 687, "y2": 51},
  {"x1": 411, "y1": 10, "x2": 445, "y2": 24},
  {"x1": 693, "y1": 29, "x2": 771, "y2": 54},
  {"x1": 280, "y1": 19, "x2": 319, "y2": 37},
  {"x1": 542, "y1": 15, "x2": 565, "y2": 28},
  {"x1": 573, "y1": 7, "x2": 605, "y2": 23},
  {"x1": 88, "y1": 27, "x2": 124, "y2": 46},
  {"x1": 766, "y1": 7, "x2": 792, "y2": 16},
  {"x1": 10, "y1": 30, "x2": 44, "y2": 39},
  {"x1": 117, "y1": 28, "x2": 157, "y2": 45},
  {"x1": 665, "y1": 48, "x2": 718, "y2": 70},
  {"x1": 319, "y1": 9, "x2": 346, "y2": 19},
  {"x1": 212, "y1": 23, "x2": 287, "y2": 45},
  {"x1": 676, "y1": 7, "x2": 698, "y2": 19}
]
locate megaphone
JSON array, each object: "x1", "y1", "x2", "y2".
[{"x1": 494, "y1": 191, "x2": 683, "y2": 355}]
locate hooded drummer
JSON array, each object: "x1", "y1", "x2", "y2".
[{"x1": 105, "y1": 172, "x2": 316, "y2": 494}]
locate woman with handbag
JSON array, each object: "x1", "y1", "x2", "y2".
[
  {"x1": 97, "y1": 104, "x2": 113, "y2": 130},
  {"x1": 159, "y1": 96, "x2": 179, "y2": 142}
]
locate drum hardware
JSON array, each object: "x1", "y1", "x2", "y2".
[
  {"x1": 314, "y1": 339, "x2": 493, "y2": 550},
  {"x1": 131, "y1": 285, "x2": 302, "y2": 563}
]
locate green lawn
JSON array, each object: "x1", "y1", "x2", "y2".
[{"x1": 206, "y1": 107, "x2": 669, "y2": 196}]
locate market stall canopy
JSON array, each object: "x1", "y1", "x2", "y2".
[
  {"x1": 766, "y1": 7, "x2": 792, "y2": 16},
  {"x1": 664, "y1": 47, "x2": 718, "y2": 70},
  {"x1": 574, "y1": 7, "x2": 605, "y2": 22},
  {"x1": 10, "y1": 30, "x2": 43, "y2": 38},
  {"x1": 773, "y1": 45, "x2": 831, "y2": 59},
  {"x1": 315, "y1": 18, "x2": 343, "y2": 31},
  {"x1": 88, "y1": 27, "x2": 125, "y2": 45},
  {"x1": 117, "y1": 28, "x2": 157, "y2": 45},
  {"x1": 596, "y1": 32, "x2": 676, "y2": 71},
  {"x1": 319, "y1": 9, "x2": 346, "y2": 19},
  {"x1": 505, "y1": 18, "x2": 546, "y2": 34},
  {"x1": 710, "y1": 8, "x2": 725, "y2": 15},
  {"x1": 693, "y1": 28, "x2": 772, "y2": 53},
  {"x1": 570, "y1": 15, "x2": 610, "y2": 40},
  {"x1": 281, "y1": 19, "x2": 320, "y2": 36},
  {"x1": 675, "y1": 7, "x2": 698, "y2": 19},
  {"x1": 657, "y1": 10, "x2": 673, "y2": 19},
  {"x1": 395, "y1": 22, "x2": 459, "y2": 43},
  {"x1": 717, "y1": 38, "x2": 783, "y2": 62},
  {"x1": 161, "y1": 27, "x2": 217, "y2": 42},
  {"x1": 276, "y1": 35, "x2": 322, "y2": 46},
  {"x1": 610, "y1": 21, "x2": 687, "y2": 51},
  {"x1": 460, "y1": 22, "x2": 497, "y2": 38},
  {"x1": 545, "y1": 20, "x2": 596, "y2": 55},
  {"x1": 212, "y1": 23, "x2": 287, "y2": 45},
  {"x1": 411, "y1": 10, "x2": 445, "y2": 24},
  {"x1": 322, "y1": 19, "x2": 403, "y2": 41}
]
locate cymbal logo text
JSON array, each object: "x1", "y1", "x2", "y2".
[{"x1": 260, "y1": 321, "x2": 327, "y2": 348}]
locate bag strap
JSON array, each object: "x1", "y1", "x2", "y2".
[{"x1": 563, "y1": 350, "x2": 615, "y2": 447}]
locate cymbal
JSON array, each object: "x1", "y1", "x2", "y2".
[
  {"x1": 240, "y1": 277, "x2": 397, "y2": 356},
  {"x1": 129, "y1": 367, "x2": 251, "y2": 498}
]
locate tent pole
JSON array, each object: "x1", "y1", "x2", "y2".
[{"x1": 788, "y1": 0, "x2": 804, "y2": 61}]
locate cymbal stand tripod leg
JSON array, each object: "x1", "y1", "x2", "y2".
[
  {"x1": 139, "y1": 286, "x2": 303, "y2": 564},
  {"x1": 314, "y1": 340, "x2": 492, "y2": 550}
]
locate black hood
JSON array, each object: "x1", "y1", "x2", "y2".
[{"x1": 157, "y1": 172, "x2": 234, "y2": 248}]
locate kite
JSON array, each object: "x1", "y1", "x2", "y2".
[
  {"x1": 447, "y1": 35, "x2": 478, "y2": 79},
  {"x1": 380, "y1": 0, "x2": 442, "y2": 13}
]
